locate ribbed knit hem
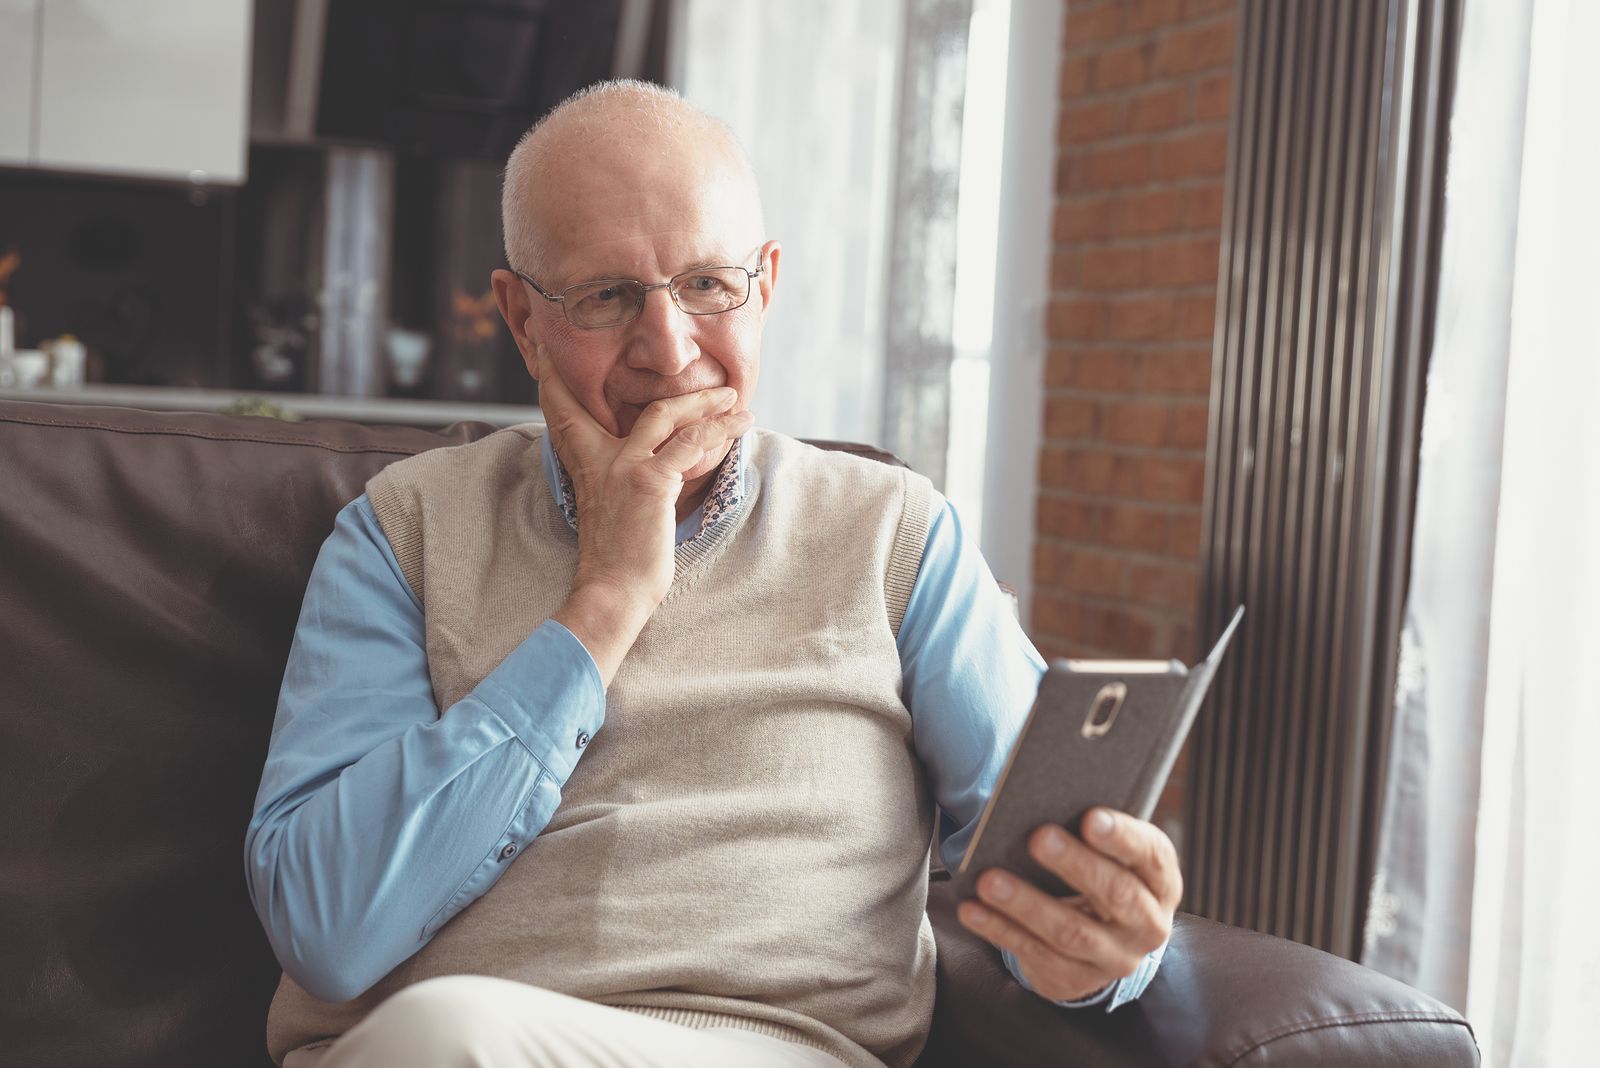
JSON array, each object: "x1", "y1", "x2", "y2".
[
  {"x1": 609, "y1": 1005, "x2": 855, "y2": 1066},
  {"x1": 884, "y1": 469, "x2": 933, "y2": 637},
  {"x1": 368, "y1": 477, "x2": 426, "y2": 605}
]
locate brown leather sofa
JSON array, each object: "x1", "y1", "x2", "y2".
[{"x1": 0, "y1": 398, "x2": 1479, "y2": 1067}]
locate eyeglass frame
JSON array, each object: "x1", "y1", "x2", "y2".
[{"x1": 510, "y1": 248, "x2": 768, "y2": 330}]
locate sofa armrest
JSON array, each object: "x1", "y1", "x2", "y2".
[{"x1": 918, "y1": 880, "x2": 1478, "y2": 1067}]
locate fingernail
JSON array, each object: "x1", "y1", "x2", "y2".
[
  {"x1": 1090, "y1": 810, "x2": 1115, "y2": 836},
  {"x1": 964, "y1": 904, "x2": 991, "y2": 927},
  {"x1": 1041, "y1": 829, "x2": 1068, "y2": 857},
  {"x1": 985, "y1": 874, "x2": 1015, "y2": 901}
]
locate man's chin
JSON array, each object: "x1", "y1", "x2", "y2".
[
  {"x1": 709, "y1": 437, "x2": 740, "y2": 467},
  {"x1": 681, "y1": 440, "x2": 732, "y2": 483},
  {"x1": 613, "y1": 404, "x2": 643, "y2": 437}
]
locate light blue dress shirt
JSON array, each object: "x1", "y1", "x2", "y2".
[{"x1": 244, "y1": 432, "x2": 1164, "y2": 1009}]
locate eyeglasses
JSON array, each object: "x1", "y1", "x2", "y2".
[{"x1": 512, "y1": 250, "x2": 766, "y2": 330}]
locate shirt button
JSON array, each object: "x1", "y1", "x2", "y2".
[
  {"x1": 575, "y1": 731, "x2": 590, "y2": 749},
  {"x1": 499, "y1": 843, "x2": 517, "y2": 861}
]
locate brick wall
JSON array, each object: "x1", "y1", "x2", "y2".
[{"x1": 1035, "y1": 0, "x2": 1238, "y2": 834}]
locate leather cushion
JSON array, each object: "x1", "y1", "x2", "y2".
[{"x1": 919, "y1": 878, "x2": 1478, "y2": 1066}]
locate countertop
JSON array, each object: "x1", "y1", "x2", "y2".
[{"x1": 0, "y1": 383, "x2": 539, "y2": 429}]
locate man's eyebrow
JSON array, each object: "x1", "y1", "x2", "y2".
[
  {"x1": 564, "y1": 255, "x2": 736, "y2": 287},
  {"x1": 678, "y1": 259, "x2": 729, "y2": 273}
]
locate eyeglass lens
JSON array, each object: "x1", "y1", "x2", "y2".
[{"x1": 565, "y1": 267, "x2": 751, "y2": 328}]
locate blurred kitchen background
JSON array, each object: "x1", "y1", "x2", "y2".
[
  {"x1": 0, "y1": 0, "x2": 666, "y2": 412},
  {"x1": 0, "y1": 0, "x2": 1054, "y2": 651},
  {"x1": 0, "y1": 0, "x2": 1035, "y2": 482}
]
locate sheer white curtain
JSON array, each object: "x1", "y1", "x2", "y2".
[
  {"x1": 1365, "y1": 0, "x2": 1600, "y2": 1063},
  {"x1": 670, "y1": 0, "x2": 902, "y2": 445},
  {"x1": 1362, "y1": 0, "x2": 1529, "y2": 1007},
  {"x1": 1466, "y1": 0, "x2": 1600, "y2": 1060}
]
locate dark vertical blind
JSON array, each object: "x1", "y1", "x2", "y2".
[{"x1": 1186, "y1": 0, "x2": 1458, "y2": 959}]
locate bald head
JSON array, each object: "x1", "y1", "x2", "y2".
[{"x1": 501, "y1": 80, "x2": 765, "y2": 280}]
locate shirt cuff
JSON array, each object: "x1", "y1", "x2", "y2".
[
  {"x1": 470, "y1": 619, "x2": 606, "y2": 783},
  {"x1": 1001, "y1": 937, "x2": 1168, "y2": 1011}
]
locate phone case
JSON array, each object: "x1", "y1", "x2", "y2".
[{"x1": 951, "y1": 606, "x2": 1244, "y2": 901}]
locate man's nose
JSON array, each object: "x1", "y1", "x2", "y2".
[{"x1": 625, "y1": 286, "x2": 698, "y2": 375}]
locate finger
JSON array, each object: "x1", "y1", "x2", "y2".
[
  {"x1": 650, "y1": 410, "x2": 754, "y2": 474},
  {"x1": 958, "y1": 899, "x2": 1057, "y2": 963},
  {"x1": 623, "y1": 387, "x2": 740, "y2": 455},
  {"x1": 1078, "y1": 809, "x2": 1184, "y2": 911},
  {"x1": 957, "y1": 900, "x2": 1121, "y2": 998},
  {"x1": 1027, "y1": 823, "x2": 1170, "y2": 936},
  {"x1": 973, "y1": 869, "x2": 1140, "y2": 974}
]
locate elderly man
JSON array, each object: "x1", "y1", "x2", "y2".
[{"x1": 245, "y1": 80, "x2": 1180, "y2": 1068}]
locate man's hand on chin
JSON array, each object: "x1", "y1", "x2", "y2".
[
  {"x1": 957, "y1": 807, "x2": 1180, "y2": 1004},
  {"x1": 538, "y1": 352, "x2": 753, "y2": 685}
]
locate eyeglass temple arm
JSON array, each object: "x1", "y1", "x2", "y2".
[{"x1": 513, "y1": 269, "x2": 563, "y2": 304}]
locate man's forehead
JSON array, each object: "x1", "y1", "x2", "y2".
[
  {"x1": 548, "y1": 233, "x2": 748, "y2": 285},
  {"x1": 530, "y1": 169, "x2": 760, "y2": 283}
]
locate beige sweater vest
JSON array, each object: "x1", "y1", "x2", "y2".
[{"x1": 266, "y1": 427, "x2": 940, "y2": 1068}]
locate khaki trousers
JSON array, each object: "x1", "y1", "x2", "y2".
[{"x1": 283, "y1": 976, "x2": 853, "y2": 1068}]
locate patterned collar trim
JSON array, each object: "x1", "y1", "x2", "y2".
[{"x1": 551, "y1": 434, "x2": 746, "y2": 542}]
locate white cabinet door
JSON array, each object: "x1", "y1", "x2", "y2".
[
  {"x1": 0, "y1": 0, "x2": 37, "y2": 166},
  {"x1": 34, "y1": 0, "x2": 252, "y2": 183}
]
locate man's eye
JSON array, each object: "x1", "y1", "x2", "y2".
[
  {"x1": 684, "y1": 274, "x2": 720, "y2": 292},
  {"x1": 593, "y1": 286, "x2": 622, "y2": 302}
]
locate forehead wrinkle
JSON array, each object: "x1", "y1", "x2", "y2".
[
  {"x1": 542, "y1": 195, "x2": 703, "y2": 249},
  {"x1": 542, "y1": 198, "x2": 754, "y2": 285},
  {"x1": 558, "y1": 259, "x2": 740, "y2": 291}
]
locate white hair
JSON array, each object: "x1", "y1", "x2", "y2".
[{"x1": 500, "y1": 79, "x2": 763, "y2": 277}]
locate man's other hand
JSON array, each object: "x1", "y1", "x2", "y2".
[
  {"x1": 956, "y1": 807, "x2": 1180, "y2": 1004},
  {"x1": 539, "y1": 351, "x2": 753, "y2": 684}
]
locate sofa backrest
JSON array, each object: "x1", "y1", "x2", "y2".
[{"x1": 0, "y1": 402, "x2": 507, "y2": 1066}]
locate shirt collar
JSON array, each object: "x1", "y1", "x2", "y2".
[{"x1": 539, "y1": 429, "x2": 750, "y2": 546}]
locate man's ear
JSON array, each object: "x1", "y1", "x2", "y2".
[
  {"x1": 491, "y1": 268, "x2": 543, "y2": 380},
  {"x1": 756, "y1": 240, "x2": 781, "y2": 319}
]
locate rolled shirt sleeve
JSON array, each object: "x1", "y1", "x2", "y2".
[
  {"x1": 898, "y1": 493, "x2": 1167, "y2": 1011},
  {"x1": 244, "y1": 495, "x2": 605, "y2": 1002}
]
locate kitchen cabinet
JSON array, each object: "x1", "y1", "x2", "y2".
[
  {"x1": 0, "y1": 0, "x2": 36, "y2": 166},
  {"x1": 5, "y1": 0, "x2": 252, "y2": 184}
]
